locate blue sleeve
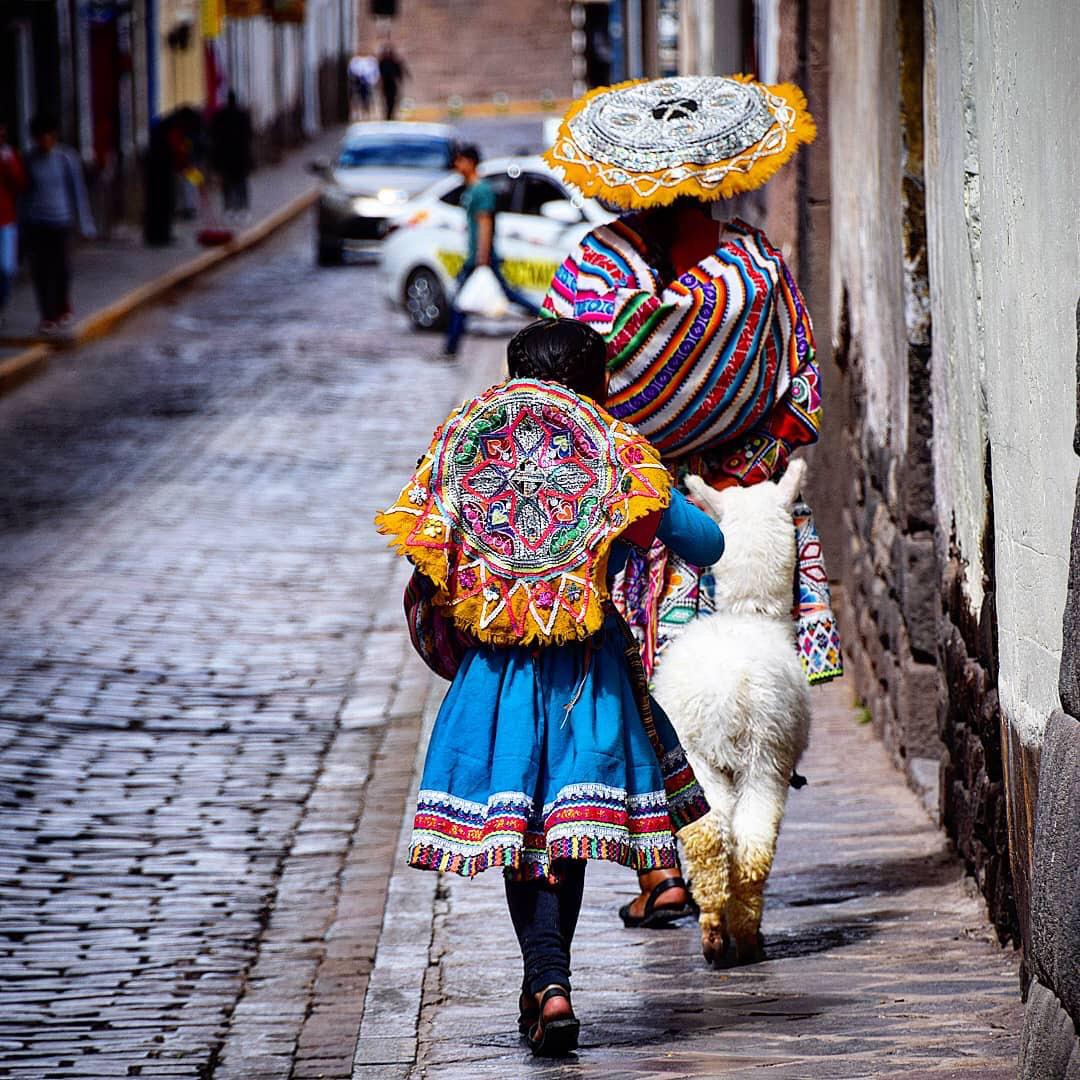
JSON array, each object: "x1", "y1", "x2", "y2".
[{"x1": 656, "y1": 489, "x2": 724, "y2": 566}]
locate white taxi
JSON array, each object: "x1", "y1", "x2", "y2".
[{"x1": 380, "y1": 156, "x2": 612, "y2": 330}]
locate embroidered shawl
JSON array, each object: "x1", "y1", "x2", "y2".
[
  {"x1": 542, "y1": 216, "x2": 820, "y2": 485},
  {"x1": 375, "y1": 379, "x2": 671, "y2": 647}
]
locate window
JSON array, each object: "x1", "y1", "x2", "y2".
[
  {"x1": 488, "y1": 174, "x2": 515, "y2": 214},
  {"x1": 440, "y1": 175, "x2": 514, "y2": 213},
  {"x1": 440, "y1": 183, "x2": 465, "y2": 207},
  {"x1": 337, "y1": 137, "x2": 453, "y2": 169},
  {"x1": 517, "y1": 175, "x2": 577, "y2": 218}
]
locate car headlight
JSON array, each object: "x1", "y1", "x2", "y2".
[{"x1": 376, "y1": 188, "x2": 409, "y2": 205}]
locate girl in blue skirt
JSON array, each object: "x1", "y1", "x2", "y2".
[{"x1": 376, "y1": 319, "x2": 724, "y2": 1056}]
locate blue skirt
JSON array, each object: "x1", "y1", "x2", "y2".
[{"x1": 409, "y1": 612, "x2": 709, "y2": 879}]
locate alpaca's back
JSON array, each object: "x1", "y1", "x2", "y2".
[{"x1": 654, "y1": 611, "x2": 811, "y2": 778}]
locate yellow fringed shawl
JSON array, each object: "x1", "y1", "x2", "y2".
[{"x1": 375, "y1": 379, "x2": 670, "y2": 647}]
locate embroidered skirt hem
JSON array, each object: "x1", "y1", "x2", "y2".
[{"x1": 409, "y1": 766, "x2": 708, "y2": 880}]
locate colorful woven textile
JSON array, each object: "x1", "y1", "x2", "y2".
[
  {"x1": 375, "y1": 379, "x2": 671, "y2": 647},
  {"x1": 408, "y1": 608, "x2": 711, "y2": 880},
  {"x1": 542, "y1": 217, "x2": 820, "y2": 485},
  {"x1": 403, "y1": 569, "x2": 472, "y2": 682},
  {"x1": 793, "y1": 501, "x2": 843, "y2": 683},
  {"x1": 544, "y1": 75, "x2": 816, "y2": 209},
  {"x1": 614, "y1": 499, "x2": 843, "y2": 687},
  {"x1": 410, "y1": 745, "x2": 705, "y2": 879}
]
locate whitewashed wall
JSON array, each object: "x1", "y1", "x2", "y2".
[{"x1": 925, "y1": 0, "x2": 1080, "y2": 747}]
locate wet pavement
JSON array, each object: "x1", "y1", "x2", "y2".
[
  {"x1": 400, "y1": 679, "x2": 1022, "y2": 1078},
  {"x1": 0, "y1": 213, "x2": 502, "y2": 1078},
  {"x1": 0, "y1": 148, "x2": 1022, "y2": 1077}
]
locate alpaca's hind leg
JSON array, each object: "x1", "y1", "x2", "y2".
[
  {"x1": 680, "y1": 811, "x2": 729, "y2": 966},
  {"x1": 728, "y1": 767, "x2": 791, "y2": 964}
]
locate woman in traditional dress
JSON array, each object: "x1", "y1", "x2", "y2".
[
  {"x1": 375, "y1": 319, "x2": 725, "y2": 1055},
  {"x1": 540, "y1": 75, "x2": 844, "y2": 925}
]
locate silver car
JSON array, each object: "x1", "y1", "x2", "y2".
[{"x1": 310, "y1": 122, "x2": 455, "y2": 265}]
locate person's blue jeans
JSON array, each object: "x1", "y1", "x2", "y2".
[
  {"x1": 504, "y1": 860, "x2": 586, "y2": 995},
  {"x1": 444, "y1": 258, "x2": 541, "y2": 355},
  {"x1": 0, "y1": 223, "x2": 17, "y2": 312}
]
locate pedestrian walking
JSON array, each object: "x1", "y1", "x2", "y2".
[
  {"x1": 443, "y1": 144, "x2": 540, "y2": 357},
  {"x1": 541, "y1": 75, "x2": 843, "y2": 937},
  {"x1": 377, "y1": 43, "x2": 408, "y2": 120},
  {"x1": 0, "y1": 121, "x2": 27, "y2": 328},
  {"x1": 20, "y1": 113, "x2": 95, "y2": 334},
  {"x1": 348, "y1": 54, "x2": 379, "y2": 119},
  {"x1": 376, "y1": 318, "x2": 725, "y2": 1055},
  {"x1": 144, "y1": 115, "x2": 176, "y2": 247},
  {"x1": 209, "y1": 92, "x2": 254, "y2": 220}
]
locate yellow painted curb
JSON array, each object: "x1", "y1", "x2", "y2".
[
  {"x1": 403, "y1": 99, "x2": 570, "y2": 122},
  {"x1": 71, "y1": 187, "x2": 319, "y2": 347},
  {"x1": 0, "y1": 343, "x2": 50, "y2": 397}
]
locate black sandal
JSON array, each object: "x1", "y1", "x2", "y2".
[
  {"x1": 618, "y1": 876, "x2": 695, "y2": 928},
  {"x1": 517, "y1": 987, "x2": 538, "y2": 1036},
  {"x1": 527, "y1": 986, "x2": 580, "y2": 1057}
]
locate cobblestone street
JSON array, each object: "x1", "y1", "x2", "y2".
[
  {"x1": 0, "y1": 216, "x2": 498, "y2": 1078},
  {"x1": 0, "y1": 201, "x2": 1022, "y2": 1077}
]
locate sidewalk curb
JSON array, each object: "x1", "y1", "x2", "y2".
[
  {"x1": 0, "y1": 343, "x2": 50, "y2": 396},
  {"x1": 404, "y1": 99, "x2": 569, "y2": 122},
  {"x1": 351, "y1": 682, "x2": 441, "y2": 1080},
  {"x1": 0, "y1": 186, "x2": 318, "y2": 400}
]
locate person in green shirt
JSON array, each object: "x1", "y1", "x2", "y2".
[{"x1": 444, "y1": 145, "x2": 540, "y2": 357}]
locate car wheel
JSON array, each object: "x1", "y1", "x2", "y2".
[
  {"x1": 404, "y1": 267, "x2": 448, "y2": 331},
  {"x1": 316, "y1": 235, "x2": 343, "y2": 266}
]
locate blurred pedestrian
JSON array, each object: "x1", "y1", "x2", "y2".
[
  {"x1": 377, "y1": 44, "x2": 408, "y2": 120},
  {"x1": 0, "y1": 121, "x2": 27, "y2": 328},
  {"x1": 20, "y1": 113, "x2": 95, "y2": 334},
  {"x1": 210, "y1": 92, "x2": 254, "y2": 221},
  {"x1": 443, "y1": 145, "x2": 539, "y2": 357},
  {"x1": 172, "y1": 106, "x2": 205, "y2": 222},
  {"x1": 144, "y1": 115, "x2": 176, "y2": 246},
  {"x1": 348, "y1": 54, "x2": 379, "y2": 119}
]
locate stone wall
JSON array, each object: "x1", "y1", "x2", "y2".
[
  {"x1": 923, "y1": 0, "x2": 1080, "y2": 990},
  {"x1": 363, "y1": 0, "x2": 575, "y2": 106},
  {"x1": 825, "y1": 0, "x2": 948, "y2": 825},
  {"x1": 815, "y1": 0, "x2": 1080, "y2": 1064}
]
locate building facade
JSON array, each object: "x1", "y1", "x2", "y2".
[{"x1": 1, "y1": 0, "x2": 354, "y2": 231}]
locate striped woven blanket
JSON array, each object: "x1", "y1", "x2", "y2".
[
  {"x1": 545, "y1": 213, "x2": 842, "y2": 685},
  {"x1": 542, "y1": 215, "x2": 820, "y2": 485}
]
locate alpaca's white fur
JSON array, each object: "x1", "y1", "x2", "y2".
[{"x1": 653, "y1": 460, "x2": 811, "y2": 966}]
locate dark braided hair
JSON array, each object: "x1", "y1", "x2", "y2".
[{"x1": 506, "y1": 318, "x2": 608, "y2": 403}]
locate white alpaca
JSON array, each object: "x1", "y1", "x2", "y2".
[{"x1": 652, "y1": 459, "x2": 811, "y2": 967}]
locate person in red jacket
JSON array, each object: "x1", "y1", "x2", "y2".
[{"x1": 0, "y1": 121, "x2": 27, "y2": 327}]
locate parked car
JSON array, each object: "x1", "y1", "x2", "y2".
[
  {"x1": 311, "y1": 122, "x2": 455, "y2": 265},
  {"x1": 380, "y1": 157, "x2": 612, "y2": 330}
]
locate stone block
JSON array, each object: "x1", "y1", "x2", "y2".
[
  {"x1": 908, "y1": 755, "x2": 942, "y2": 821},
  {"x1": 1030, "y1": 710, "x2": 1080, "y2": 1028},
  {"x1": 897, "y1": 656, "x2": 943, "y2": 758},
  {"x1": 870, "y1": 501, "x2": 899, "y2": 579},
  {"x1": 899, "y1": 534, "x2": 940, "y2": 661},
  {"x1": 1020, "y1": 978, "x2": 1080, "y2": 1079}
]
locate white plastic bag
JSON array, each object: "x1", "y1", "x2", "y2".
[{"x1": 454, "y1": 265, "x2": 509, "y2": 318}]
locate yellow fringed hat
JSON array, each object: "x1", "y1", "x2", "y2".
[{"x1": 543, "y1": 74, "x2": 816, "y2": 210}]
